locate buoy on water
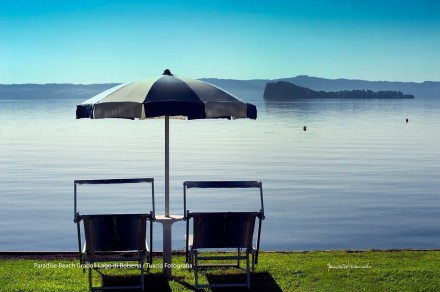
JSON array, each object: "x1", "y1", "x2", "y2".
[
  {"x1": 303, "y1": 126, "x2": 307, "y2": 131},
  {"x1": 406, "y1": 118, "x2": 409, "y2": 123}
]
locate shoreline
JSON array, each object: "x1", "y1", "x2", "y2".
[{"x1": 2, "y1": 248, "x2": 440, "y2": 260}]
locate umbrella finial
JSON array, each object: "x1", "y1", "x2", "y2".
[{"x1": 163, "y1": 69, "x2": 173, "y2": 76}]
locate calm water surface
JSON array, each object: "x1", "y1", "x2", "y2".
[{"x1": 0, "y1": 97, "x2": 439, "y2": 251}]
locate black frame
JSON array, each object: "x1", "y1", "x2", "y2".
[
  {"x1": 183, "y1": 180, "x2": 265, "y2": 289},
  {"x1": 74, "y1": 178, "x2": 155, "y2": 291}
]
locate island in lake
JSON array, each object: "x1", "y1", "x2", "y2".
[{"x1": 264, "y1": 81, "x2": 415, "y2": 100}]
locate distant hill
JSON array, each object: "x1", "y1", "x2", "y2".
[
  {"x1": 0, "y1": 75, "x2": 438, "y2": 101},
  {"x1": 0, "y1": 83, "x2": 119, "y2": 100},
  {"x1": 264, "y1": 81, "x2": 414, "y2": 100},
  {"x1": 202, "y1": 76, "x2": 439, "y2": 100},
  {"x1": 277, "y1": 76, "x2": 438, "y2": 99}
]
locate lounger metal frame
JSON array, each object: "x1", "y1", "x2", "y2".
[
  {"x1": 74, "y1": 178, "x2": 155, "y2": 292},
  {"x1": 183, "y1": 181, "x2": 265, "y2": 290}
]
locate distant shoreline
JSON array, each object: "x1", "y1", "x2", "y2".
[
  {"x1": 1, "y1": 75, "x2": 439, "y2": 101},
  {"x1": 2, "y1": 248, "x2": 440, "y2": 259},
  {"x1": 0, "y1": 83, "x2": 119, "y2": 100}
]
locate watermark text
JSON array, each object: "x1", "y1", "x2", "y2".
[
  {"x1": 33, "y1": 262, "x2": 192, "y2": 269},
  {"x1": 327, "y1": 263, "x2": 371, "y2": 271}
]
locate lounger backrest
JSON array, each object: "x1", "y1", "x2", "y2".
[
  {"x1": 190, "y1": 212, "x2": 258, "y2": 249},
  {"x1": 183, "y1": 181, "x2": 264, "y2": 220},
  {"x1": 83, "y1": 214, "x2": 148, "y2": 252}
]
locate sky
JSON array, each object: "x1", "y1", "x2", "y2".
[{"x1": 1, "y1": 0, "x2": 439, "y2": 83}]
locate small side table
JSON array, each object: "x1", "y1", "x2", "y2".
[{"x1": 155, "y1": 215, "x2": 184, "y2": 278}]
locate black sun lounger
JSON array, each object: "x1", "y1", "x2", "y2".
[
  {"x1": 183, "y1": 181, "x2": 265, "y2": 290},
  {"x1": 74, "y1": 178, "x2": 155, "y2": 292}
]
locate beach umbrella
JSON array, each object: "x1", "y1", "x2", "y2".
[
  {"x1": 76, "y1": 69, "x2": 257, "y2": 276},
  {"x1": 76, "y1": 69, "x2": 257, "y2": 214}
]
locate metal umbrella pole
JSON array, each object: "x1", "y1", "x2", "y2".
[{"x1": 155, "y1": 115, "x2": 182, "y2": 278}]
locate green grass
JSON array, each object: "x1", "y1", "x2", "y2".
[{"x1": 1, "y1": 250, "x2": 440, "y2": 291}]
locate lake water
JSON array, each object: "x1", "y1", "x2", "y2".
[{"x1": 0, "y1": 97, "x2": 439, "y2": 251}]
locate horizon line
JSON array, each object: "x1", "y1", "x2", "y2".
[{"x1": 1, "y1": 75, "x2": 439, "y2": 85}]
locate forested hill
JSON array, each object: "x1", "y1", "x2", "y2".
[{"x1": 264, "y1": 81, "x2": 414, "y2": 100}]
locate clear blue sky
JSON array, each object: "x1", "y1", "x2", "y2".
[{"x1": 1, "y1": 0, "x2": 439, "y2": 83}]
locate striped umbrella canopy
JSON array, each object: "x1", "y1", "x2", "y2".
[
  {"x1": 76, "y1": 69, "x2": 257, "y2": 217},
  {"x1": 77, "y1": 69, "x2": 257, "y2": 120}
]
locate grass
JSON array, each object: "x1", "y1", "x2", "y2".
[{"x1": 1, "y1": 250, "x2": 440, "y2": 291}]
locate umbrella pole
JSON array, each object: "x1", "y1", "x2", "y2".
[
  {"x1": 160, "y1": 116, "x2": 184, "y2": 277},
  {"x1": 162, "y1": 115, "x2": 172, "y2": 278},
  {"x1": 165, "y1": 115, "x2": 170, "y2": 217}
]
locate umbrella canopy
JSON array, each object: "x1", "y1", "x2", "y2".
[{"x1": 77, "y1": 69, "x2": 257, "y2": 120}]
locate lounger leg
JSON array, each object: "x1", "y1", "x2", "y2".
[
  {"x1": 88, "y1": 260, "x2": 93, "y2": 292},
  {"x1": 237, "y1": 248, "x2": 241, "y2": 268},
  {"x1": 140, "y1": 253, "x2": 145, "y2": 292},
  {"x1": 185, "y1": 218, "x2": 189, "y2": 264},
  {"x1": 252, "y1": 252, "x2": 255, "y2": 272},
  {"x1": 149, "y1": 218, "x2": 153, "y2": 265},
  {"x1": 194, "y1": 252, "x2": 199, "y2": 290},
  {"x1": 246, "y1": 249, "x2": 251, "y2": 289},
  {"x1": 189, "y1": 253, "x2": 194, "y2": 268}
]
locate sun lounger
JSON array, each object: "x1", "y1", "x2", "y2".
[
  {"x1": 183, "y1": 181, "x2": 265, "y2": 289},
  {"x1": 74, "y1": 178, "x2": 155, "y2": 292}
]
